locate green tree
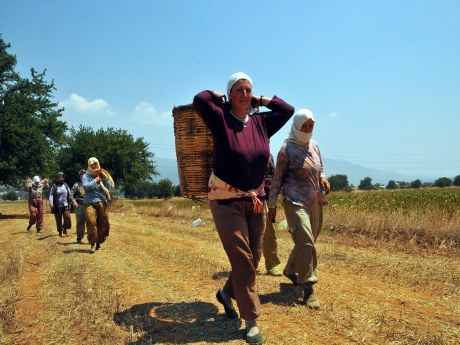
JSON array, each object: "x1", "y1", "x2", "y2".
[
  {"x1": 386, "y1": 180, "x2": 397, "y2": 189},
  {"x1": 434, "y1": 177, "x2": 452, "y2": 188},
  {"x1": 57, "y1": 126, "x2": 158, "y2": 187},
  {"x1": 410, "y1": 179, "x2": 422, "y2": 189},
  {"x1": 156, "y1": 179, "x2": 174, "y2": 199},
  {"x1": 0, "y1": 37, "x2": 67, "y2": 187},
  {"x1": 453, "y1": 175, "x2": 460, "y2": 187},
  {"x1": 358, "y1": 177, "x2": 374, "y2": 190},
  {"x1": 328, "y1": 174, "x2": 349, "y2": 191}
]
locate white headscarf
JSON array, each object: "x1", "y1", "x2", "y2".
[
  {"x1": 226, "y1": 72, "x2": 253, "y2": 98},
  {"x1": 33, "y1": 176, "x2": 40, "y2": 185},
  {"x1": 287, "y1": 109, "x2": 315, "y2": 145}
]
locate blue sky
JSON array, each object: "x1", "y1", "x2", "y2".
[{"x1": 2, "y1": 0, "x2": 459, "y2": 180}]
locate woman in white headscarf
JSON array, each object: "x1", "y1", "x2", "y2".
[
  {"x1": 268, "y1": 109, "x2": 330, "y2": 310},
  {"x1": 193, "y1": 72, "x2": 294, "y2": 344},
  {"x1": 82, "y1": 157, "x2": 114, "y2": 251}
]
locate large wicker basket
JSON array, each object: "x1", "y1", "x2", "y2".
[{"x1": 172, "y1": 104, "x2": 213, "y2": 198}]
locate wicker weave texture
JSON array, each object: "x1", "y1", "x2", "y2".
[{"x1": 172, "y1": 104, "x2": 213, "y2": 198}]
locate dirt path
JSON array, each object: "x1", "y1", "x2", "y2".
[{"x1": 1, "y1": 201, "x2": 459, "y2": 344}]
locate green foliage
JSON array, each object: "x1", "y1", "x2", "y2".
[
  {"x1": 410, "y1": 179, "x2": 422, "y2": 189},
  {"x1": 123, "y1": 179, "x2": 177, "y2": 199},
  {"x1": 386, "y1": 180, "x2": 397, "y2": 189},
  {"x1": 326, "y1": 187, "x2": 460, "y2": 215},
  {"x1": 434, "y1": 177, "x2": 452, "y2": 188},
  {"x1": 57, "y1": 126, "x2": 157, "y2": 187},
  {"x1": 358, "y1": 177, "x2": 374, "y2": 191},
  {"x1": 0, "y1": 37, "x2": 67, "y2": 187},
  {"x1": 453, "y1": 175, "x2": 460, "y2": 187},
  {"x1": 328, "y1": 174, "x2": 349, "y2": 191}
]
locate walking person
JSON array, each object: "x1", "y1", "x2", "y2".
[
  {"x1": 262, "y1": 153, "x2": 282, "y2": 276},
  {"x1": 268, "y1": 109, "x2": 330, "y2": 310},
  {"x1": 24, "y1": 176, "x2": 49, "y2": 233},
  {"x1": 193, "y1": 72, "x2": 294, "y2": 344},
  {"x1": 71, "y1": 169, "x2": 86, "y2": 244},
  {"x1": 49, "y1": 172, "x2": 77, "y2": 237},
  {"x1": 82, "y1": 157, "x2": 114, "y2": 251}
]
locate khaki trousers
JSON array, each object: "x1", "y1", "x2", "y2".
[
  {"x1": 85, "y1": 202, "x2": 110, "y2": 245},
  {"x1": 282, "y1": 198, "x2": 323, "y2": 285},
  {"x1": 262, "y1": 203, "x2": 281, "y2": 272},
  {"x1": 210, "y1": 199, "x2": 265, "y2": 321},
  {"x1": 74, "y1": 202, "x2": 86, "y2": 240}
]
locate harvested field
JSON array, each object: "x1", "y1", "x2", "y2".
[{"x1": 0, "y1": 197, "x2": 459, "y2": 344}]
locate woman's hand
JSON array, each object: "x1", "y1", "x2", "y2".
[
  {"x1": 268, "y1": 207, "x2": 277, "y2": 223},
  {"x1": 99, "y1": 170, "x2": 108, "y2": 179},
  {"x1": 321, "y1": 177, "x2": 331, "y2": 194},
  {"x1": 212, "y1": 91, "x2": 226, "y2": 103}
]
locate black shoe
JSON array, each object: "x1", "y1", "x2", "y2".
[
  {"x1": 95, "y1": 243, "x2": 101, "y2": 250},
  {"x1": 76, "y1": 239, "x2": 82, "y2": 244},
  {"x1": 216, "y1": 290, "x2": 238, "y2": 319},
  {"x1": 36, "y1": 228, "x2": 42, "y2": 233},
  {"x1": 90, "y1": 243, "x2": 95, "y2": 250},
  {"x1": 27, "y1": 224, "x2": 32, "y2": 232},
  {"x1": 63, "y1": 230, "x2": 69, "y2": 236},
  {"x1": 246, "y1": 332, "x2": 264, "y2": 344},
  {"x1": 58, "y1": 231, "x2": 63, "y2": 237}
]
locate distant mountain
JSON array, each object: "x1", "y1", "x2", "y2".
[
  {"x1": 152, "y1": 157, "x2": 180, "y2": 185},
  {"x1": 323, "y1": 158, "x2": 435, "y2": 185},
  {"x1": 152, "y1": 157, "x2": 436, "y2": 187}
]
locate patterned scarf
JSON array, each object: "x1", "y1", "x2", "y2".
[{"x1": 208, "y1": 171, "x2": 265, "y2": 213}]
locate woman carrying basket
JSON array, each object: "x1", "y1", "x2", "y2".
[{"x1": 193, "y1": 72, "x2": 294, "y2": 344}]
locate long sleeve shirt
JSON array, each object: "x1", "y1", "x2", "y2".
[
  {"x1": 71, "y1": 181, "x2": 85, "y2": 203},
  {"x1": 268, "y1": 140, "x2": 327, "y2": 210},
  {"x1": 193, "y1": 91, "x2": 294, "y2": 192},
  {"x1": 24, "y1": 180, "x2": 48, "y2": 199},
  {"x1": 82, "y1": 173, "x2": 111, "y2": 204},
  {"x1": 49, "y1": 183, "x2": 74, "y2": 208}
]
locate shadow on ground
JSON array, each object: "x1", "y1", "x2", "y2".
[
  {"x1": 260, "y1": 283, "x2": 304, "y2": 306},
  {"x1": 114, "y1": 301, "x2": 242, "y2": 344},
  {"x1": 0, "y1": 214, "x2": 29, "y2": 220},
  {"x1": 63, "y1": 248, "x2": 94, "y2": 254}
]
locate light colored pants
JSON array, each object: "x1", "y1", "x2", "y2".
[
  {"x1": 210, "y1": 199, "x2": 265, "y2": 321},
  {"x1": 74, "y1": 202, "x2": 86, "y2": 240},
  {"x1": 282, "y1": 198, "x2": 323, "y2": 285},
  {"x1": 262, "y1": 203, "x2": 281, "y2": 272},
  {"x1": 85, "y1": 202, "x2": 110, "y2": 245}
]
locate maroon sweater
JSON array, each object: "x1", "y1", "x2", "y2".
[{"x1": 193, "y1": 90, "x2": 294, "y2": 192}]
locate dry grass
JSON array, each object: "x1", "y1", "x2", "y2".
[{"x1": 0, "y1": 198, "x2": 459, "y2": 344}]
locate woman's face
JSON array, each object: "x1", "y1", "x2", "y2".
[
  {"x1": 90, "y1": 162, "x2": 100, "y2": 170},
  {"x1": 300, "y1": 119, "x2": 315, "y2": 133},
  {"x1": 229, "y1": 79, "x2": 252, "y2": 112}
]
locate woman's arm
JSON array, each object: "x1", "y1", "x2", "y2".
[
  {"x1": 192, "y1": 90, "x2": 225, "y2": 133},
  {"x1": 267, "y1": 144, "x2": 290, "y2": 222},
  {"x1": 262, "y1": 96, "x2": 295, "y2": 137}
]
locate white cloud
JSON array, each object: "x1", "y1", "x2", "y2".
[
  {"x1": 329, "y1": 112, "x2": 339, "y2": 118},
  {"x1": 131, "y1": 101, "x2": 172, "y2": 126},
  {"x1": 60, "y1": 93, "x2": 115, "y2": 116}
]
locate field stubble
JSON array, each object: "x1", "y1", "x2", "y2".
[{"x1": 0, "y1": 188, "x2": 459, "y2": 344}]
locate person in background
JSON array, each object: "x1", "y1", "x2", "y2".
[
  {"x1": 268, "y1": 109, "x2": 330, "y2": 310},
  {"x1": 262, "y1": 153, "x2": 282, "y2": 276},
  {"x1": 24, "y1": 175, "x2": 49, "y2": 233},
  {"x1": 49, "y1": 172, "x2": 77, "y2": 237},
  {"x1": 82, "y1": 157, "x2": 114, "y2": 251},
  {"x1": 71, "y1": 169, "x2": 86, "y2": 244},
  {"x1": 193, "y1": 72, "x2": 294, "y2": 344}
]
